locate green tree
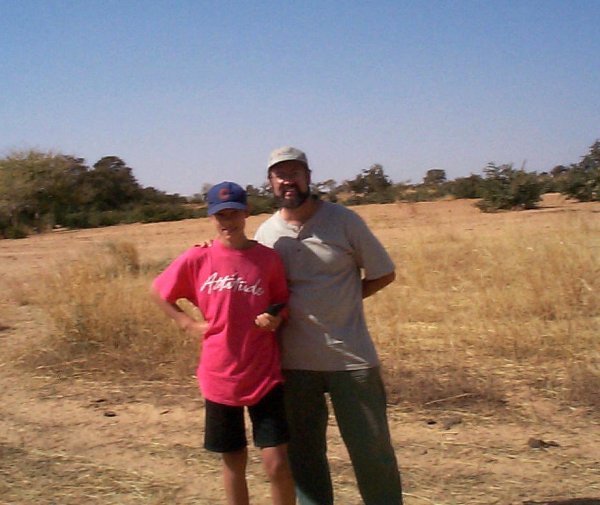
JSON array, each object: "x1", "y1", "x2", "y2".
[
  {"x1": 447, "y1": 174, "x2": 484, "y2": 199},
  {"x1": 86, "y1": 156, "x2": 143, "y2": 210},
  {"x1": 561, "y1": 140, "x2": 600, "y2": 201},
  {"x1": 348, "y1": 164, "x2": 392, "y2": 194},
  {"x1": 423, "y1": 169, "x2": 447, "y2": 186},
  {"x1": 313, "y1": 179, "x2": 339, "y2": 202},
  {"x1": 551, "y1": 165, "x2": 569, "y2": 178},
  {"x1": 346, "y1": 164, "x2": 394, "y2": 204},
  {"x1": 477, "y1": 163, "x2": 542, "y2": 212},
  {"x1": 0, "y1": 150, "x2": 207, "y2": 236},
  {"x1": 0, "y1": 150, "x2": 89, "y2": 235},
  {"x1": 140, "y1": 186, "x2": 186, "y2": 204},
  {"x1": 413, "y1": 169, "x2": 450, "y2": 200},
  {"x1": 245, "y1": 183, "x2": 276, "y2": 215},
  {"x1": 245, "y1": 184, "x2": 260, "y2": 198}
]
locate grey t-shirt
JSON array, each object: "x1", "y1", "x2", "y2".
[{"x1": 255, "y1": 201, "x2": 395, "y2": 371}]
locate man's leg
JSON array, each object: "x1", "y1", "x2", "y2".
[
  {"x1": 283, "y1": 370, "x2": 333, "y2": 505},
  {"x1": 329, "y1": 367, "x2": 403, "y2": 505}
]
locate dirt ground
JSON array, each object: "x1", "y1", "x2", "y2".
[{"x1": 1, "y1": 196, "x2": 599, "y2": 505}]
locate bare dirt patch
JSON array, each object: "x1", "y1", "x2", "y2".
[{"x1": 1, "y1": 195, "x2": 599, "y2": 504}]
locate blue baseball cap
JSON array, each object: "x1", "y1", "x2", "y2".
[{"x1": 207, "y1": 181, "x2": 248, "y2": 216}]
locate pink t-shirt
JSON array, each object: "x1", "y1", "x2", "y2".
[{"x1": 152, "y1": 239, "x2": 289, "y2": 406}]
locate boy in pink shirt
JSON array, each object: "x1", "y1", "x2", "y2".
[{"x1": 151, "y1": 182, "x2": 294, "y2": 505}]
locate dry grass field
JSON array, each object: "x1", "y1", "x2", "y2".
[{"x1": 1, "y1": 194, "x2": 599, "y2": 505}]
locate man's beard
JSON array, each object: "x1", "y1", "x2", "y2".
[{"x1": 275, "y1": 184, "x2": 311, "y2": 209}]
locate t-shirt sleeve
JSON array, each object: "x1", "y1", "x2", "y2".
[
  {"x1": 345, "y1": 210, "x2": 395, "y2": 280},
  {"x1": 254, "y1": 219, "x2": 273, "y2": 248},
  {"x1": 254, "y1": 224, "x2": 264, "y2": 243},
  {"x1": 152, "y1": 248, "x2": 198, "y2": 304}
]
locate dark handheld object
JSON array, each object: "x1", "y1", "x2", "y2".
[{"x1": 266, "y1": 303, "x2": 286, "y2": 316}]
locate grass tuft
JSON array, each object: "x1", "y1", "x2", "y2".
[{"x1": 26, "y1": 241, "x2": 197, "y2": 380}]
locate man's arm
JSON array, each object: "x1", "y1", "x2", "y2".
[{"x1": 362, "y1": 271, "x2": 396, "y2": 299}]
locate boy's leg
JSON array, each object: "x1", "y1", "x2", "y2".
[
  {"x1": 248, "y1": 384, "x2": 295, "y2": 505},
  {"x1": 329, "y1": 367, "x2": 404, "y2": 505},
  {"x1": 283, "y1": 370, "x2": 333, "y2": 505},
  {"x1": 222, "y1": 448, "x2": 250, "y2": 505},
  {"x1": 261, "y1": 445, "x2": 295, "y2": 505},
  {"x1": 204, "y1": 399, "x2": 249, "y2": 505}
]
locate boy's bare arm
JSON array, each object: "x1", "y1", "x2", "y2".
[{"x1": 149, "y1": 287, "x2": 208, "y2": 337}]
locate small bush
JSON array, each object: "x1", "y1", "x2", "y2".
[
  {"x1": 130, "y1": 203, "x2": 206, "y2": 223},
  {"x1": 477, "y1": 163, "x2": 543, "y2": 212},
  {"x1": 560, "y1": 139, "x2": 600, "y2": 202},
  {"x1": 344, "y1": 189, "x2": 396, "y2": 205},
  {"x1": 447, "y1": 175, "x2": 484, "y2": 199},
  {"x1": 562, "y1": 166, "x2": 600, "y2": 202},
  {"x1": 62, "y1": 204, "x2": 206, "y2": 229},
  {"x1": 362, "y1": 189, "x2": 396, "y2": 204},
  {"x1": 396, "y1": 186, "x2": 439, "y2": 203},
  {"x1": 2, "y1": 224, "x2": 29, "y2": 239},
  {"x1": 247, "y1": 195, "x2": 276, "y2": 215}
]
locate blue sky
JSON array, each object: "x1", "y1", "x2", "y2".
[{"x1": 2, "y1": 0, "x2": 599, "y2": 195}]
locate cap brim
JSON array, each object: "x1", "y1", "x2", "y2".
[{"x1": 207, "y1": 202, "x2": 248, "y2": 216}]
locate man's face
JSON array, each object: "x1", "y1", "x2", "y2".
[{"x1": 269, "y1": 160, "x2": 311, "y2": 209}]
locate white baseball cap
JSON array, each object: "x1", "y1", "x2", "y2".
[{"x1": 267, "y1": 146, "x2": 309, "y2": 171}]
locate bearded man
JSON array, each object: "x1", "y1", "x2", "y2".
[{"x1": 255, "y1": 146, "x2": 404, "y2": 505}]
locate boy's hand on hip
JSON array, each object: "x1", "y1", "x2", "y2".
[{"x1": 181, "y1": 319, "x2": 208, "y2": 338}]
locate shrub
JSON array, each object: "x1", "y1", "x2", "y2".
[
  {"x1": 247, "y1": 195, "x2": 276, "y2": 215},
  {"x1": 2, "y1": 224, "x2": 29, "y2": 239},
  {"x1": 447, "y1": 175, "x2": 484, "y2": 199},
  {"x1": 128, "y1": 203, "x2": 206, "y2": 223},
  {"x1": 476, "y1": 163, "x2": 543, "y2": 212},
  {"x1": 397, "y1": 186, "x2": 439, "y2": 203},
  {"x1": 62, "y1": 205, "x2": 206, "y2": 229},
  {"x1": 561, "y1": 141, "x2": 600, "y2": 202}
]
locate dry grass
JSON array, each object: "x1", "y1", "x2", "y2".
[
  {"x1": 0, "y1": 443, "x2": 183, "y2": 505},
  {"x1": 23, "y1": 241, "x2": 198, "y2": 381},
  {"x1": 366, "y1": 201, "x2": 600, "y2": 408},
  {"x1": 9, "y1": 195, "x2": 600, "y2": 409}
]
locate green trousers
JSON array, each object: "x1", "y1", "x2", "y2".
[{"x1": 283, "y1": 368, "x2": 403, "y2": 505}]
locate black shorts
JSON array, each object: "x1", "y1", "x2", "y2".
[{"x1": 204, "y1": 384, "x2": 289, "y2": 453}]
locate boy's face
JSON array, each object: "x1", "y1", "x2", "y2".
[{"x1": 211, "y1": 208, "x2": 248, "y2": 241}]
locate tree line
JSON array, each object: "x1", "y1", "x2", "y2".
[
  {"x1": 0, "y1": 152, "x2": 205, "y2": 238},
  {"x1": 331, "y1": 139, "x2": 600, "y2": 211},
  {"x1": 1, "y1": 140, "x2": 599, "y2": 238}
]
